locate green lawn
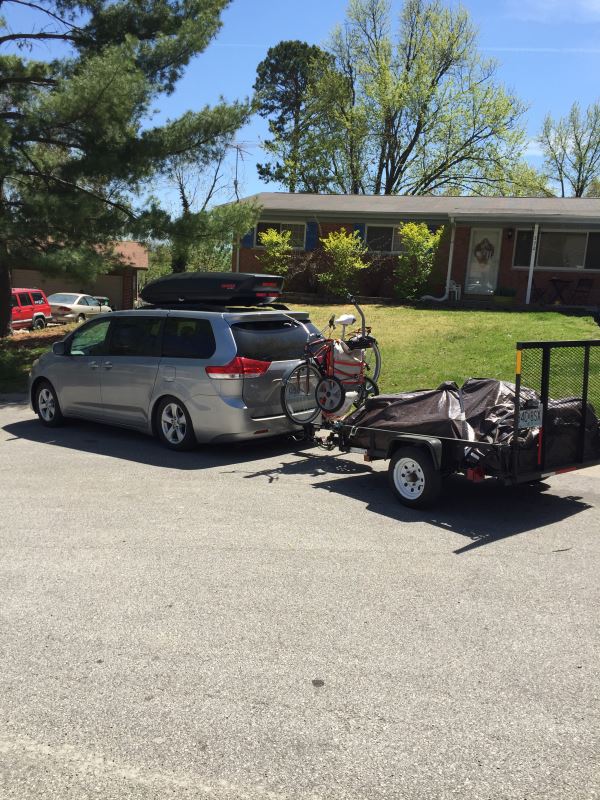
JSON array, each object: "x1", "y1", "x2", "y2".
[
  {"x1": 292, "y1": 304, "x2": 600, "y2": 393},
  {"x1": 1, "y1": 308, "x2": 598, "y2": 396}
]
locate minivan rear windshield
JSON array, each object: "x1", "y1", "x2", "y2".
[{"x1": 231, "y1": 318, "x2": 318, "y2": 361}]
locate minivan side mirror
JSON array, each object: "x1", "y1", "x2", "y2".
[{"x1": 52, "y1": 341, "x2": 67, "y2": 356}]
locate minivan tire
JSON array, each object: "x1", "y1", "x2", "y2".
[
  {"x1": 35, "y1": 380, "x2": 65, "y2": 427},
  {"x1": 155, "y1": 397, "x2": 196, "y2": 451}
]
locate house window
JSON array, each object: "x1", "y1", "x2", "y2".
[
  {"x1": 513, "y1": 229, "x2": 600, "y2": 271},
  {"x1": 537, "y1": 232, "x2": 587, "y2": 270},
  {"x1": 585, "y1": 233, "x2": 600, "y2": 269},
  {"x1": 365, "y1": 225, "x2": 403, "y2": 253},
  {"x1": 255, "y1": 222, "x2": 305, "y2": 249},
  {"x1": 513, "y1": 229, "x2": 534, "y2": 267}
]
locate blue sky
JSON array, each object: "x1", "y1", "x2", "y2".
[
  {"x1": 4, "y1": 0, "x2": 600, "y2": 203},
  {"x1": 156, "y1": 0, "x2": 600, "y2": 201}
]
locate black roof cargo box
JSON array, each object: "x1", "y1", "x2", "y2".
[{"x1": 140, "y1": 272, "x2": 284, "y2": 307}]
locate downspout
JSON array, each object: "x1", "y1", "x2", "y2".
[
  {"x1": 525, "y1": 223, "x2": 539, "y2": 305},
  {"x1": 421, "y1": 218, "x2": 456, "y2": 302}
]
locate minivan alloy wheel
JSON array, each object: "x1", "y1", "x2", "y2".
[
  {"x1": 38, "y1": 387, "x2": 55, "y2": 421},
  {"x1": 160, "y1": 402, "x2": 187, "y2": 444}
]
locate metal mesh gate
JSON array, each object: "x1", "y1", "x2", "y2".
[{"x1": 515, "y1": 340, "x2": 600, "y2": 473}]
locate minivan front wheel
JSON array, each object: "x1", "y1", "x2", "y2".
[
  {"x1": 156, "y1": 397, "x2": 196, "y2": 451},
  {"x1": 35, "y1": 380, "x2": 64, "y2": 427}
]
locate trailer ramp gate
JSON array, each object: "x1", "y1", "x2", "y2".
[{"x1": 514, "y1": 340, "x2": 600, "y2": 479}]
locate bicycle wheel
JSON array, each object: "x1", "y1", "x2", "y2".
[
  {"x1": 362, "y1": 341, "x2": 381, "y2": 383},
  {"x1": 315, "y1": 375, "x2": 346, "y2": 414},
  {"x1": 281, "y1": 363, "x2": 322, "y2": 425},
  {"x1": 354, "y1": 377, "x2": 379, "y2": 409}
]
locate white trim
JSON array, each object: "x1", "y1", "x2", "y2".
[
  {"x1": 254, "y1": 220, "x2": 306, "y2": 250},
  {"x1": 525, "y1": 224, "x2": 539, "y2": 306}
]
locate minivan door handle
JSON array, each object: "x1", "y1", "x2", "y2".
[
  {"x1": 103, "y1": 361, "x2": 113, "y2": 370},
  {"x1": 89, "y1": 361, "x2": 99, "y2": 370}
]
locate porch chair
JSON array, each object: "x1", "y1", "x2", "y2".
[
  {"x1": 530, "y1": 280, "x2": 546, "y2": 305},
  {"x1": 570, "y1": 277, "x2": 594, "y2": 306}
]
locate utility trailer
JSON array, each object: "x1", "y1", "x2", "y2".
[{"x1": 329, "y1": 340, "x2": 600, "y2": 508}]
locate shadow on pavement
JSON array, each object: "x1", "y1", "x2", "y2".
[
  {"x1": 240, "y1": 452, "x2": 592, "y2": 553},
  {"x1": 5, "y1": 419, "x2": 592, "y2": 551},
  {"x1": 2, "y1": 417, "x2": 314, "y2": 471}
]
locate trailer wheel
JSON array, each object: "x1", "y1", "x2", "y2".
[{"x1": 388, "y1": 446, "x2": 442, "y2": 508}]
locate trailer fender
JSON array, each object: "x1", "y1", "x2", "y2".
[{"x1": 386, "y1": 435, "x2": 443, "y2": 471}]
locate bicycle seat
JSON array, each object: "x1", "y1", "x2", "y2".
[{"x1": 335, "y1": 314, "x2": 356, "y2": 326}]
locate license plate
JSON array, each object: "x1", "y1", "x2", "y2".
[{"x1": 519, "y1": 405, "x2": 543, "y2": 429}]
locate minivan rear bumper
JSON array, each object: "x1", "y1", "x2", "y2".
[{"x1": 186, "y1": 394, "x2": 301, "y2": 443}]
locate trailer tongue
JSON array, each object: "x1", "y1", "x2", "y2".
[{"x1": 327, "y1": 339, "x2": 600, "y2": 508}]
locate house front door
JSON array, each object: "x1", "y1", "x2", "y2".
[{"x1": 465, "y1": 228, "x2": 502, "y2": 295}]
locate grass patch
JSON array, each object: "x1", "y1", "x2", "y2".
[
  {"x1": 0, "y1": 326, "x2": 73, "y2": 393},
  {"x1": 292, "y1": 304, "x2": 600, "y2": 392},
  {"x1": 1, "y1": 307, "x2": 598, "y2": 396}
]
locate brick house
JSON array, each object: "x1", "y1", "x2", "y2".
[
  {"x1": 233, "y1": 193, "x2": 600, "y2": 306},
  {"x1": 12, "y1": 240, "x2": 149, "y2": 310}
]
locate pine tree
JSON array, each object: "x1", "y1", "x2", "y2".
[{"x1": 0, "y1": 0, "x2": 252, "y2": 336}]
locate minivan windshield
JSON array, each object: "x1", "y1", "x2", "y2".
[{"x1": 231, "y1": 317, "x2": 319, "y2": 362}]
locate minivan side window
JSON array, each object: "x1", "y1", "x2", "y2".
[
  {"x1": 70, "y1": 319, "x2": 111, "y2": 356},
  {"x1": 108, "y1": 316, "x2": 162, "y2": 357},
  {"x1": 162, "y1": 317, "x2": 216, "y2": 359}
]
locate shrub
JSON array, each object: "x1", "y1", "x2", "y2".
[
  {"x1": 319, "y1": 228, "x2": 368, "y2": 297},
  {"x1": 395, "y1": 223, "x2": 444, "y2": 300},
  {"x1": 257, "y1": 227, "x2": 293, "y2": 276}
]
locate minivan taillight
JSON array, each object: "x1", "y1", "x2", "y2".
[{"x1": 205, "y1": 356, "x2": 271, "y2": 379}]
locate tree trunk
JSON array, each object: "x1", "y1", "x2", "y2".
[
  {"x1": 171, "y1": 249, "x2": 187, "y2": 273},
  {"x1": 0, "y1": 249, "x2": 12, "y2": 339}
]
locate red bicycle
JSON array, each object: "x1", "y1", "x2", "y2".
[{"x1": 280, "y1": 295, "x2": 380, "y2": 426}]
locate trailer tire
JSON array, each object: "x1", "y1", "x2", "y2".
[{"x1": 388, "y1": 446, "x2": 442, "y2": 508}]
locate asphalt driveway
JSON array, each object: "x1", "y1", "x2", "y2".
[{"x1": 1, "y1": 400, "x2": 599, "y2": 799}]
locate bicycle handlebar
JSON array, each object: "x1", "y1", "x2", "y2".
[{"x1": 346, "y1": 293, "x2": 366, "y2": 337}]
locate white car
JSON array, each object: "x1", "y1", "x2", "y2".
[{"x1": 47, "y1": 293, "x2": 112, "y2": 323}]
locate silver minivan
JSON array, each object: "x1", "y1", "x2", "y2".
[{"x1": 29, "y1": 308, "x2": 317, "y2": 449}]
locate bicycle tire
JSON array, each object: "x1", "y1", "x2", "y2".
[
  {"x1": 280, "y1": 363, "x2": 322, "y2": 425},
  {"x1": 354, "y1": 377, "x2": 379, "y2": 409},
  {"x1": 363, "y1": 341, "x2": 382, "y2": 383}
]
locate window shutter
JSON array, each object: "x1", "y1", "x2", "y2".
[
  {"x1": 240, "y1": 229, "x2": 255, "y2": 248},
  {"x1": 305, "y1": 221, "x2": 318, "y2": 251},
  {"x1": 353, "y1": 223, "x2": 366, "y2": 240}
]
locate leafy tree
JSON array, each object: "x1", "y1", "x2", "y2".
[
  {"x1": 319, "y1": 228, "x2": 367, "y2": 296},
  {"x1": 254, "y1": 40, "x2": 331, "y2": 192},
  {"x1": 257, "y1": 228, "x2": 293, "y2": 276},
  {"x1": 157, "y1": 131, "x2": 259, "y2": 273},
  {"x1": 585, "y1": 177, "x2": 600, "y2": 198},
  {"x1": 539, "y1": 102, "x2": 600, "y2": 197},
  {"x1": 259, "y1": 0, "x2": 527, "y2": 196},
  {"x1": 394, "y1": 222, "x2": 444, "y2": 299},
  {"x1": 0, "y1": 0, "x2": 247, "y2": 336}
]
